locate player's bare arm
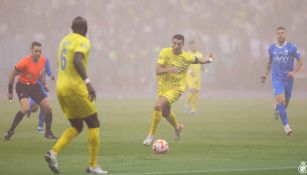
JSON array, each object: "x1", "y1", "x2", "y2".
[
  {"x1": 7, "y1": 69, "x2": 19, "y2": 101},
  {"x1": 288, "y1": 59, "x2": 303, "y2": 79},
  {"x1": 261, "y1": 59, "x2": 272, "y2": 83},
  {"x1": 73, "y1": 52, "x2": 96, "y2": 101},
  {"x1": 156, "y1": 63, "x2": 179, "y2": 75},
  {"x1": 194, "y1": 53, "x2": 215, "y2": 64}
]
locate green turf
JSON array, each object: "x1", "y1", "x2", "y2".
[{"x1": 0, "y1": 98, "x2": 306, "y2": 175}]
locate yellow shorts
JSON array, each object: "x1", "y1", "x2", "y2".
[
  {"x1": 57, "y1": 87, "x2": 97, "y2": 119},
  {"x1": 186, "y1": 78, "x2": 201, "y2": 90},
  {"x1": 158, "y1": 89, "x2": 182, "y2": 104}
]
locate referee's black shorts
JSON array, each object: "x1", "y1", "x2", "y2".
[{"x1": 16, "y1": 81, "x2": 46, "y2": 104}]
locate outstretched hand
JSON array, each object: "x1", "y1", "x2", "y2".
[
  {"x1": 86, "y1": 83, "x2": 96, "y2": 101},
  {"x1": 208, "y1": 53, "x2": 215, "y2": 62}
]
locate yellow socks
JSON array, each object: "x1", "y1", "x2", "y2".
[
  {"x1": 52, "y1": 127, "x2": 100, "y2": 168},
  {"x1": 191, "y1": 92, "x2": 200, "y2": 113},
  {"x1": 148, "y1": 110, "x2": 162, "y2": 136},
  {"x1": 185, "y1": 92, "x2": 193, "y2": 107},
  {"x1": 88, "y1": 128, "x2": 100, "y2": 168},
  {"x1": 52, "y1": 127, "x2": 79, "y2": 155},
  {"x1": 166, "y1": 112, "x2": 179, "y2": 129}
]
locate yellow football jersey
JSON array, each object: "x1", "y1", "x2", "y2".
[
  {"x1": 56, "y1": 33, "x2": 97, "y2": 118},
  {"x1": 157, "y1": 48, "x2": 196, "y2": 92},
  {"x1": 56, "y1": 33, "x2": 90, "y2": 93}
]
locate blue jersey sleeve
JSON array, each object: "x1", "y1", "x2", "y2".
[
  {"x1": 45, "y1": 59, "x2": 53, "y2": 77},
  {"x1": 293, "y1": 45, "x2": 301, "y2": 60}
]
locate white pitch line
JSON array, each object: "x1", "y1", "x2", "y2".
[{"x1": 111, "y1": 166, "x2": 295, "y2": 175}]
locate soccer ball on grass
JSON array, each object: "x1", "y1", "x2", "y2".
[{"x1": 152, "y1": 139, "x2": 169, "y2": 154}]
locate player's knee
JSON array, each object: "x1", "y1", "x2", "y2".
[
  {"x1": 69, "y1": 119, "x2": 84, "y2": 133},
  {"x1": 21, "y1": 109, "x2": 29, "y2": 114},
  {"x1": 84, "y1": 113, "x2": 100, "y2": 128},
  {"x1": 31, "y1": 105, "x2": 39, "y2": 113},
  {"x1": 162, "y1": 111, "x2": 170, "y2": 118},
  {"x1": 21, "y1": 106, "x2": 30, "y2": 114},
  {"x1": 154, "y1": 104, "x2": 162, "y2": 111},
  {"x1": 41, "y1": 105, "x2": 52, "y2": 114}
]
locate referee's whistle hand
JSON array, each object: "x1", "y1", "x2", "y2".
[{"x1": 8, "y1": 93, "x2": 13, "y2": 101}]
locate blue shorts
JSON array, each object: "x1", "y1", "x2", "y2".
[{"x1": 272, "y1": 79, "x2": 293, "y2": 100}]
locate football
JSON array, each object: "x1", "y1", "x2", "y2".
[{"x1": 152, "y1": 139, "x2": 169, "y2": 154}]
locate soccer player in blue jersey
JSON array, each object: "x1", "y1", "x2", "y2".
[
  {"x1": 261, "y1": 27, "x2": 303, "y2": 136},
  {"x1": 27, "y1": 58, "x2": 55, "y2": 133}
]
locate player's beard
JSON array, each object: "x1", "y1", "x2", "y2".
[
  {"x1": 278, "y1": 37, "x2": 285, "y2": 45},
  {"x1": 33, "y1": 55, "x2": 40, "y2": 62}
]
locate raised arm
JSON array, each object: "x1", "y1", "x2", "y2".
[
  {"x1": 73, "y1": 52, "x2": 96, "y2": 101},
  {"x1": 194, "y1": 53, "x2": 214, "y2": 64},
  {"x1": 8, "y1": 69, "x2": 20, "y2": 101}
]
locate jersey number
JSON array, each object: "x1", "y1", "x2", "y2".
[{"x1": 60, "y1": 48, "x2": 67, "y2": 70}]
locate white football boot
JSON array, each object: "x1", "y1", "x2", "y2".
[
  {"x1": 143, "y1": 135, "x2": 155, "y2": 146},
  {"x1": 44, "y1": 151, "x2": 60, "y2": 174},
  {"x1": 86, "y1": 166, "x2": 108, "y2": 174},
  {"x1": 284, "y1": 125, "x2": 293, "y2": 136},
  {"x1": 174, "y1": 124, "x2": 184, "y2": 141}
]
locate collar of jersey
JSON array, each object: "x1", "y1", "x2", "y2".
[{"x1": 275, "y1": 41, "x2": 287, "y2": 49}]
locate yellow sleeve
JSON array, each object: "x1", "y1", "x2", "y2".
[
  {"x1": 197, "y1": 52, "x2": 203, "y2": 59},
  {"x1": 157, "y1": 48, "x2": 167, "y2": 65},
  {"x1": 75, "y1": 39, "x2": 90, "y2": 55},
  {"x1": 186, "y1": 52, "x2": 196, "y2": 64}
]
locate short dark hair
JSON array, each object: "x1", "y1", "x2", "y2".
[
  {"x1": 172, "y1": 34, "x2": 184, "y2": 43},
  {"x1": 276, "y1": 26, "x2": 286, "y2": 31},
  {"x1": 31, "y1": 41, "x2": 42, "y2": 48},
  {"x1": 71, "y1": 16, "x2": 87, "y2": 34}
]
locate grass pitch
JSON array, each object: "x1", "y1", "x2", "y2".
[{"x1": 0, "y1": 98, "x2": 306, "y2": 175}]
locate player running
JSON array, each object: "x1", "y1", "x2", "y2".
[
  {"x1": 261, "y1": 27, "x2": 303, "y2": 136},
  {"x1": 3, "y1": 42, "x2": 57, "y2": 141},
  {"x1": 143, "y1": 34, "x2": 214, "y2": 146}
]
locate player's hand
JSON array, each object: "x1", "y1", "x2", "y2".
[
  {"x1": 260, "y1": 75, "x2": 267, "y2": 83},
  {"x1": 287, "y1": 71, "x2": 295, "y2": 79},
  {"x1": 44, "y1": 84, "x2": 50, "y2": 92},
  {"x1": 169, "y1": 67, "x2": 179, "y2": 74},
  {"x1": 50, "y1": 75, "x2": 55, "y2": 80},
  {"x1": 208, "y1": 53, "x2": 215, "y2": 63},
  {"x1": 86, "y1": 83, "x2": 96, "y2": 101},
  {"x1": 8, "y1": 93, "x2": 13, "y2": 102}
]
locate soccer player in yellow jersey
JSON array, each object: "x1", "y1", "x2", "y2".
[
  {"x1": 44, "y1": 17, "x2": 107, "y2": 174},
  {"x1": 143, "y1": 34, "x2": 214, "y2": 145},
  {"x1": 184, "y1": 41, "x2": 204, "y2": 114}
]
